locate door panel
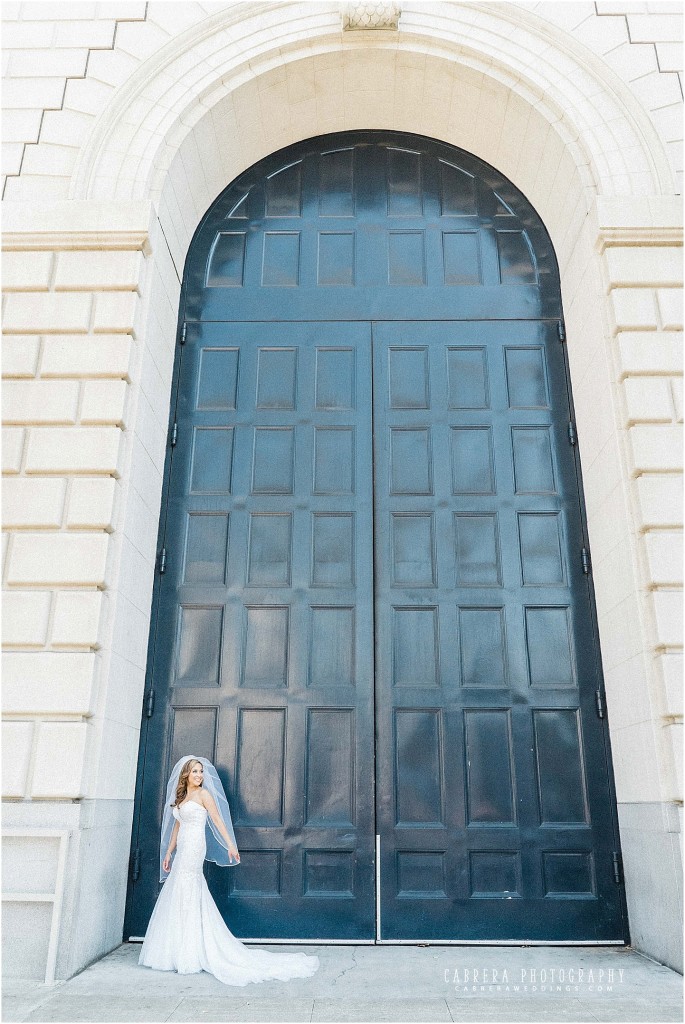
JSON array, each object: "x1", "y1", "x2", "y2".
[
  {"x1": 126, "y1": 132, "x2": 627, "y2": 946},
  {"x1": 373, "y1": 321, "x2": 625, "y2": 940},
  {"x1": 128, "y1": 322, "x2": 375, "y2": 940}
]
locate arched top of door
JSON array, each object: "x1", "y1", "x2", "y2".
[{"x1": 183, "y1": 131, "x2": 561, "y2": 323}]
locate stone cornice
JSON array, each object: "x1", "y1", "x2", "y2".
[{"x1": 1, "y1": 201, "x2": 154, "y2": 253}]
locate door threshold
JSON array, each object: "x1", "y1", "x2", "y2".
[{"x1": 128, "y1": 937, "x2": 626, "y2": 947}]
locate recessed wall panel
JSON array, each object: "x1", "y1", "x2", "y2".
[
  {"x1": 465, "y1": 710, "x2": 515, "y2": 825},
  {"x1": 304, "y1": 851, "x2": 354, "y2": 897},
  {"x1": 519, "y1": 513, "x2": 565, "y2": 585},
  {"x1": 247, "y1": 514, "x2": 292, "y2": 586},
  {"x1": 388, "y1": 347, "x2": 429, "y2": 409},
  {"x1": 443, "y1": 232, "x2": 481, "y2": 285},
  {"x1": 469, "y1": 852, "x2": 521, "y2": 897},
  {"x1": 256, "y1": 348, "x2": 297, "y2": 409},
  {"x1": 512, "y1": 427, "x2": 555, "y2": 494},
  {"x1": 454, "y1": 514, "x2": 501, "y2": 586},
  {"x1": 170, "y1": 708, "x2": 217, "y2": 767},
  {"x1": 262, "y1": 232, "x2": 300, "y2": 286},
  {"x1": 459, "y1": 607, "x2": 506, "y2": 687},
  {"x1": 242, "y1": 606, "x2": 289, "y2": 687},
  {"x1": 312, "y1": 514, "x2": 354, "y2": 587},
  {"x1": 395, "y1": 709, "x2": 443, "y2": 825},
  {"x1": 196, "y1": 348, "x2": 238, "y2": 410},
  {"x1": 534, "y1": 709, "x2": 589, "y2": 824},
  {"x1": 392, "y1": 607, "x2": 439, "y2": 687},
  {"x1": 390, "y1": 428, "x2": 432, "y2": 495},
  {"x1": 305, "y1": 709, "x2": 355, "y2": 825},
  {"x1": 190, "y1": 427, "x2": 233, "y2": 494},
  {"x1": 505, "y1": 347, "x2": 548, "y2": 408},
  {"x1": 251, "y1": 427, "x2": 294, "y2": 494},
  {"x1": 526, "y1": 607, "x2": 574, "y2": 687},
  {"x1": 391, "y1": 514, "x2": 435, "y2": 587},
  {"x1": 309, "y1": 607, "x2": 355, "y2": 687},
  {"x1": 235, "y1": 708, "x2": 285, "y2": 825},
  {"x1": 450, "y1": 427, "x2": 494, "y2": 493},
  {"x1": 397, "y1": 852, "x2": 447, "y2": 898},
  {"x1": 176, "y1": 606, "x2": 222, "y2": 686},
  {"x1": 447, "y1": 347, "x2": 489, "y2": 409},
  {"x1": 315, "y1": 348, "x2": 355, "y2": 409},
  {"x1": 313, "y1": 427, "x2": 354, "y2": 495},
  {"x1": 318, "y1": 232, "x2": 355, "y2": 285}
]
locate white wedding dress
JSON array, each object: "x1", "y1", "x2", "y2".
[{"x1": 138, "y1": 800, "x2": 319, "y2": 985}]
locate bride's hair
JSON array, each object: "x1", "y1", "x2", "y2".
[{"x1": 172, "y1": 758, "x2": 201, "y2": 807}]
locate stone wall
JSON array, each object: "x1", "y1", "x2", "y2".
[{"x1": 2, "y1": 0, "x2": 682, "y2": 980}]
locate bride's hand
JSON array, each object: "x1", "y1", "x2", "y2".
[
  {"x1": 229, "y1": 846, "x2": 240, "y2": 863},
  {"x1": 163, "y1": 853, "x2": 171, "y2": 872}
]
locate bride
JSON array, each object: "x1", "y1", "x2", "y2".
[{"x1": 138, "y1": 755, "x2": 320, "y2": 986}]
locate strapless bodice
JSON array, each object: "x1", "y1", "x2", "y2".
[{"x1": 173, "y1": 800, "x2": 207, "y2": 830}]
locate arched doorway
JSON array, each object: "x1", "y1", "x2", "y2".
[{"x1": 126, "y1": 131, "x2": 628, "y2": 943}]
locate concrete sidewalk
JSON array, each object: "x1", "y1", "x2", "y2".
[{"x1": 3, "y1": 942, "x2": 682, "y2": 1023}]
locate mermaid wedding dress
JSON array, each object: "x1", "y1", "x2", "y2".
[{"x1": 138, "y1": 800, "x2": 319, "y2": 985}]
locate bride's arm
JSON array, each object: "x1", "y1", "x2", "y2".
[
  {"x1": 163, "y1": 819, "x2": 180, "y2": 872},
  {"x1": 200, "y1": 791, "x2": 240, "y2": 861}
]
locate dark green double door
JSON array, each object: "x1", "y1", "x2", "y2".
[{"x1": 128, "y1": 316, "x2": 626, "y2": 943}]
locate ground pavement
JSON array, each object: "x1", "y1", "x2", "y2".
[{"x1": 3, "y1": 941, "x2": 683, "y2": 1023}]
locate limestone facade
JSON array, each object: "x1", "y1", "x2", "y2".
[{"x1": 1, "y1": 1, "x2": 683, "y2": 980}]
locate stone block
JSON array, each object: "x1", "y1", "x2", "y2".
[
  {"x1": 627, "y1": 13, "x2": 684, "y2": 42},
  {"x1": 21, "y1": 2, "x2": 97, "y2": 17},
  {"x1": 610, "y1": 288, "x2": 659, "y2": 331},
  {"x1": 80, "y1": 380, "x2": 128, "y2": 426},
  {"x1": 2, "y1": 477, "x2": 66, "y2": 528},
  {"x1": 657, "y1": 288, "x2": 684, "y2": 330},
  {"x1": 1, "y1": 21, "x2": 55, "y2": 48},
  {"x1": 54, "y1": 250, "x2": 143, "y2": 292},
  {"x1": 92, "y1": 291, "x2": 138, "y2": 333},
  {"x1": 66, "y1": 477, "x2": 116, "y2": 529},
  {"x1": 2, "y1": 380, "x2": 79, "y2": 424},
  {"x1": 628, "y1": 423, "x2": 683, "y2": 472},
  {"x1": 1, "y1": 109, "x2": 43, "y2": 144},
  {"x1": 652, "y1": 589, "x2": 684, "y2": 647},
  {"x1": 3, "y1": 293, "x2": 92, "y2": 334},
  {"x1": 20, "y1": 141, "x2": 79, "y2": 177},
  {"x1": 2, "y1": 651, "x2": 95, "y2": 715},
  {"x1": 1, "y1": 251, "x2": 53, "y2": 291},
  {"x1": 1, "y1": 590, "x2": 51, "y2": 646},
  {"x1": 2, "y1": 335, "x2": 41, "y2": 377},
  {"x1": 659, "y1": 651, "x2": 683, "y2": 717},
  {"x1": 623, "y1": 376, "x2": 673, "y2": 423},
  {"x1": 617, "y1": 331, "x2": 682, "y2": 375},
  {"x1": 7, "y1": 47, "x2": 88, "y2": 78},
  {"x1": 635, "y1": 473, "x2": 683, "y2": 527},
  {"x1": 6, "y1": 533, "x2": 109, "y2": 585},
  {"x1": 25, "y1": 426, "x2": 122, "y2": 474},
  {"x1": 1, "y1": 142, "x2": 23, "y2": 176},
  {"x1": 604, "y1": 246, "x2": 683, "y2": 287},
  {"x1": 2, "y1": 427, "x2": 25, "y2": 472},
  {"x1": 1, "y1": 720, "x2": 33, "y2": 798},
  {"x1": 644, "y1": 530, "x2": 683, "y2": 585},
  {"x1": 54, "y1": 20, "x2": 116, "y2": 48},
  {"x1": 40, "y1": 335, "x2": 133, "y2": 378},
  {"x1": 655, "y1": 42, "x2": 683, "y2": 72},
  {"x1": 1, "y1": 77, "x2": 65, "y2": 109},
  {"x1": 51, "y1": 590, "x2": 102, "y2": 647},
  {"x1": 31, "y1": 722, "x2": 88, "y2": 798}
]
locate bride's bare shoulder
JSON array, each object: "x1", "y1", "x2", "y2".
[{"x1": 199, "y1": 789, "x2": 216, "y2": 809}]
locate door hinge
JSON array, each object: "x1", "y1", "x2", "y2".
[
  {"x1": 145, "y1": 689, "x2": 155, "y2": 718},
  {"x1": 581, "y1": 547, "x2": 591, "y2": 575},
  {"x1": 595, "y1": 689, "x2": 605, "y2": 719},
  {"x1": 180, "y1": 322, "x2": 187, "y2": 345},
  {"x1": 557, "y1": 320, "x2": 566, "y2": 342},
  {"x1": 170, "y1": 421, "x2": 178, "y2": 448},
  {"x1": 158, "y1": 547, "x2": 167, "y2": 575},
  {"x1": 612, "y1": 851, "x2": 623, "y2": 886},
  {"x1": 132, "y1": 848, "x2": 141, "y2": 882},
  {"x1": 568, "y1": 421, "x2": 577, "y2": 446}
]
